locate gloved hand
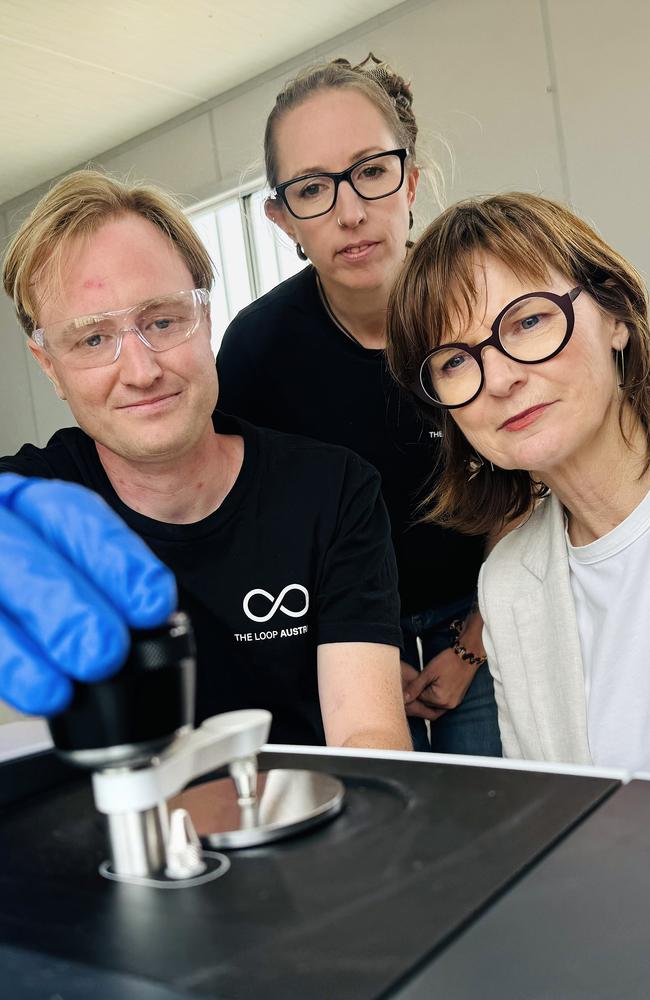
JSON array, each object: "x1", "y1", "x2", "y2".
[{"x1": 0, "y1": 474, "x2": 177, "y2": 716}]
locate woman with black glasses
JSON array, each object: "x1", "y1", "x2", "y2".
[
  {"x1": 217, "y1": 55, "x2": 501, "y2": 756},
  {"x1": 387, "y1": 192, "x2": 650, "y2": 770}
]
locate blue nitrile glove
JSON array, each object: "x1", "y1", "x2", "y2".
[{"x1": 0, "y1": 474, "x2": 177, "y2": 716}]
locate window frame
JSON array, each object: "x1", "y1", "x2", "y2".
[{"x1": 188, "y1": 179, "x2": 305, "y2": 351}]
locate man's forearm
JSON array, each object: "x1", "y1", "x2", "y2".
[
  {"x1": 318, "y1": 642, "x2": 413, "y2": 751},
  {"x1": 340, "y1": 727, "x2": 413, "y2": 751}
]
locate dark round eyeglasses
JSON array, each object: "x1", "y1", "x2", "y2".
[
  {"x1": 415, "y1": 286, "x2": 583, "y2": 409},
  {"x1": 274, "y1": 148, "x2": 409, "y2": 220}
]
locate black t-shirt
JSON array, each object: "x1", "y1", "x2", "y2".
[
  {"x1": 217, "y1": 266, "x2": 485, "y2": 615},
  {"x1": 0, "y1": 413, "x2": 400, "y2": 745}
]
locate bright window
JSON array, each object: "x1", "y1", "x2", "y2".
[{"x1": 190, "y1": 187, "x2": 306, "y2": 353}]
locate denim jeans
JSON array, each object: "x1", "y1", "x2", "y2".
[{"x1": 401, "y1": 595, "x2": 502, "y2": 756}]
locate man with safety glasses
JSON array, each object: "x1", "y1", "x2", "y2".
[{"x1": 0, "y1": 169, "x2": 411, "y2": 751}]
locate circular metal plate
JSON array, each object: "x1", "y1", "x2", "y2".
[{"x1": 170, "y1": 769, "x2": 345, "y2": 848}]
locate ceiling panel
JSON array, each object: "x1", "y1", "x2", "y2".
[{"x1": 0, "y1": 0, "x2": 405, "y2": 204}]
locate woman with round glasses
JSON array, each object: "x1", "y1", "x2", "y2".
[
  {"x1": 217, "y1": 55, "x2": 501, "y2": 756},
  {"x1": 386, "y1": 191, "x2": 650, "y2": 770}
]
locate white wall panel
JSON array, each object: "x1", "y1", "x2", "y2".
[
  {"x1": 0, "y1": 210, "x2": 40, "y2": 456},
  {"x1": 1, "y1": 203, "x2": 74, "y2": 451},
  {"x1": 546, "y1": 0, "x2": 650, "y2": 281},
  {"x1": 25, "y1": 356, "x2": 73, "y2": 449},
  {"x1": 328, "y1": 0, "x2": 566, "y2": 206},
  {"x1": 210, "y1": 76, "x2": 285, "y2": 191},
  {"x1": 98, "y1": 114, "x2": 221, "y2": 205}
]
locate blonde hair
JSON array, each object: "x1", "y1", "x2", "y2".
[
  {"x1": 386, "y1": 192, "x2": 650, "y2": 534},
  {"x1": 3, "y1": 169, "x2": 214, "y2": 335}
]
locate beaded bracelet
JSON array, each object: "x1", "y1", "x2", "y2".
[{"x1": 449, "y1": 619, "x2": 487, "y2": 667}]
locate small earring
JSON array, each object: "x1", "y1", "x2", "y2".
[
  {"x1": 490, "y1": 461, "x2": 495, "y2": 473},
  {"x1": 296, "y1": 243, "x2": 308, "y2": 261},
  {"x1": 467, "y1": 452, "x2": 485, "y2": 482},
  {"x1": 617, "y1": 346, "x2": 626, "y2": 389},
  {"x1": 408, "y1": 210, "x2": 414, "y2": 231}
]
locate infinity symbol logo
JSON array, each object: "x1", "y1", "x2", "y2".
[{"x1": 243, "y1": 584, "x2": 310, "y2": 623}]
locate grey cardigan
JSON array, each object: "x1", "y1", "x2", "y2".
[{"x1": 478, "y1": 493, "x2": 591, "y2": 764}]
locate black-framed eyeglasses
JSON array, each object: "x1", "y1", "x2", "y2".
[
  {"x1": 415, "y1": 286, "x2": 583, "y2": 409},
  {"x1": 274, "y1": 148, "x2": 409, "y2": 220}
]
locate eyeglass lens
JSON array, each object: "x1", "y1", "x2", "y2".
[
  {"x1": 283, "y1": 152, "x2": 404, "y2": 219},
  {"x1": 422, "y1": 295, "x2": 569, "y2": 407},
  {"x1": 40, "y1": 291, "x2": 203, "y2": 369}
]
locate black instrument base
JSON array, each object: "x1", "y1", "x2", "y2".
[{"x1": 0, "y1": 749, "x2": 618, "y2": 999}]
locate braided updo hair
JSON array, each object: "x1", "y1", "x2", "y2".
[{"x1": 264, "y1": 53, "x2": 418, "y2": 191}]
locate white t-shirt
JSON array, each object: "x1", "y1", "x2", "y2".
[{"x1": 566, "y1": 489, "x2": 650, "y2": 771}]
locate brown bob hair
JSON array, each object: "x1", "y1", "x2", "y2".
[
  {"x1": 386, "y1": 192, "x2": 650, "y2": 535},
  {"x1": 3, "y1": 169, "x2": 214, "y2": 336}
]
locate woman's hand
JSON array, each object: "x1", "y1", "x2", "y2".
[
  {"x1": 402, "y1": 610, "x2": 486, "y2": 716},
  {"x1": 404, "y1": 647, "x2": 477, "y2": 715},
  {"x1": 400, "y1": 660, "x2": 447, "y2": 721}
]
